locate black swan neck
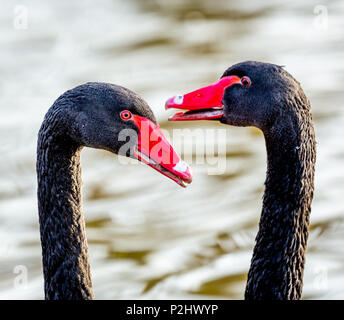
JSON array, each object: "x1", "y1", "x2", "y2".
[
  {"x1": 245, "y1": 110, "x2": 316, "y2": 300},
  {"x1": 37, "y1": 111, "x2": 93, "y2": 300}
]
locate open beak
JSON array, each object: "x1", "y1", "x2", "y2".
[
  {"x1": 131, "y1": 115, "x2": 192, "y2": 188},
  {"x1": 165, "y1": 75, "x2": 241, "y2": 121}
]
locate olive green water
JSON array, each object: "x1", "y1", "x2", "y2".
[{"x1": 0, "y1": 0, "x2": 344, "y2": 299}]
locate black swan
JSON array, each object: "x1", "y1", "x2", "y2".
[
  {"x1": 165, "y1": 61, "x2": 316, "y2": 300},
  {"x1": 37, "y1": 82, "x2": 192, "y2": 300}
]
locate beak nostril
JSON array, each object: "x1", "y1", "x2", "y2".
[{"x1": 173, "y1": 95, "x2": 184, "y2": 105}]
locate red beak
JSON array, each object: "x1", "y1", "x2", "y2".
[
  {"x1": 131, "y1": 115, "x2": 192, "y2": 187},
  {"x1": 165, "y1": 75, "x2": 241, "y2": 121}
]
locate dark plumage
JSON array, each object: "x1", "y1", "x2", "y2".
[
  {"x1": 223, "y1": 62, "x2": 316, "y2": 300},
  {"x1": 37, "y1": 82, "x2": 191, "y2": 299},
  {"x1": 166, "y1": 61, "x2": 316, "y2": 300}
]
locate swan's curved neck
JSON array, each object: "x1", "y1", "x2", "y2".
[
  {"x1": 37, "y1": 119, "x2": 93, "y2": 299},
  {"x1": 245, "y1": 112, "x2": 316, "y2": 300}
]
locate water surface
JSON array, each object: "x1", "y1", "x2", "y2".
[{"x1": 0, "y1": 0, "x2": 343, "y2": 299}]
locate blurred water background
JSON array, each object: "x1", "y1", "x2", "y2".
[{"x1": 0, "y1": 0, "x2": 344, "y2": 299}]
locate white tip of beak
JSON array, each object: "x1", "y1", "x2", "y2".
[{"x1": 172, "y1": 160, "x2": 188, "y2": 173}]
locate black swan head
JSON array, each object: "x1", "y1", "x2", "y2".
[
  {"x1": 43, "y1": 82, "x2": 192, "y2": 187},
  {"x1": 166, "y1": 61, "x2": 306, "y2": 131},
  {"x1": 166, "y1": 61, "x2": 316, "y2": 300},
  {"x1": 37, "y1": 82, "x2": 192, "y2": 299}
]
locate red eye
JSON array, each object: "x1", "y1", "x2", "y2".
[
  {"x1": 120, "y1": 110, "x2": 132, "y2": 120},
  {"x1": 241, "y1": 76, "x2": 251, "y2": 87}
]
